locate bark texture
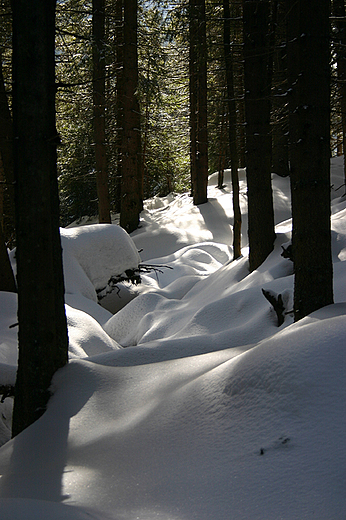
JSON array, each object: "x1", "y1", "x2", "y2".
[
  {"x1": 11, "y1": 0, "x2": 68, "y2": 437},
  {"x1": 119, "y1": 0, "x2": 143, "y2": 233},
  {"x1": 189, "y1": 0, "x2": 208, "y2": 206},
  {"x1": 243, "y1": 0, "x2": 275, "y2": 271},
  {"x1": 224, "y1": 0, "x2": 242, "y2": 259},
  {"x1": 287, "y1": 0, "x2": 333, "y2": 321},
  {"x1": 93, "y1": 0, "x2": 111, "y2": 224}
]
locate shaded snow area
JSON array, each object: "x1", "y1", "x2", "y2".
[{"x1": 0, "y1": 157, "x2": 345, "y2": 519}]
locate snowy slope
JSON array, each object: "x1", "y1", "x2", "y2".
[{"x1": 0, "y1": 157, "x2": 345, "y2": 519}]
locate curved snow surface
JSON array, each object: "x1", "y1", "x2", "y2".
[
  {"x1": 61, "y1": 224, "x2": 141, "y2": 299},
  {"x1": 0, "y1": 308, "x2": 345, "y2": 519},
  {"x1": 0, "y1": 160, "x2": 345, "y2": 519}
]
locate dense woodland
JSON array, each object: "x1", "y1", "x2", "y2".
[
  {"x1": 0, "y1": 0, "x2": 344, "y2": 434},
  {"x1": 1, "y1": 1, "x2": 344, "y2": 226}
]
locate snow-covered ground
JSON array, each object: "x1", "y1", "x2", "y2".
[{"x1": 0, "y1": 157, "x2": 345, "y2": 519}]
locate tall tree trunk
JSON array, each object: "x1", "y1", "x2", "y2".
[
  {"x1": 195, "y1": 0, "x2": 208, "y2": 205},
  {"x1": 189, "y1": 0, "x2": 208, "y2": 206},
  {"x1": 142, "y1": 58, "x2": 151, "y2": 199},
  {"x1": 243, "y1": 0, "x2": 275, "y2": 271},
  {"x1": 271, "y1": 0, "x2": 289, "y2": 177},
  {"x1": 217, "y1": 105, "x2": 226, "y2": 189},
  {"x1": 93, "y1": 0, "x2": 111, "y2": 224},
  {"x1": 0, "y1": 56, "x2": 15, "y2": 245},
  {"x1": 287, "y1": 0, "x2": 333, "y2": 321},
  {"x1": 11, "y1": 0, "x2": 68, "y2": 437},
  {"x1": 119, "y1": 0, "x2": 143, "y2": 233},
  {"x1": 114, "y1": 0, "x2": 123, "y2": 214},
  {"x1": 189, "y1": 0, "x2": 198, "y2": 199},
  {"x1": 224, "y1": 0, "x2": 242, "y2": 260},
  {"x1": 333, "y1": 0, "x2": 346, "y2": 193}
]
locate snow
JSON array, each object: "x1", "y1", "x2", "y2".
[{"x1": 0, "y1": 156, "x2": 345, "y2": 519}]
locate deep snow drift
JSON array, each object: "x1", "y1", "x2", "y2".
[{"x1": 0, "y1": 157, "x2": 345, "y2": 519}]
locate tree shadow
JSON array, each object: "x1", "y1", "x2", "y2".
[
  {"x1": 197, "y1": 198, "x2": 234, "y2": 244},
  {"x1": 0, "y1": 362, "x2": 96, "y2": 504}
]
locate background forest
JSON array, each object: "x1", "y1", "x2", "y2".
[{"x1": 0, "y1": 0, "x2": 344, "y2": 229}]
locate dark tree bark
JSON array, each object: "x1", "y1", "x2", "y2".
[
  {"x1": 93, "y1": 0, "x2": 111, "y2": 224},
  {"x1": 189, "y1": 0, "x2": 208, "y2": 206},
  {"x1": 243, "y1": 0, "x2": 275, "y2": 271},
  {"x1": 223, "y1": 0, "x2": 242, "y2": 259},
  {"x1": 196, "y1": 0, "x2": 208, "y2": 205},
  {"x1": 0, "y1": 56, "x2": 15, "y2": 245},
  {"x1": 114, "y1": 0, "x2": 124, "y2": 214},
  {"x1": 333, "y1": 0, "x2": 346, "y2": 193},
  {"x1": 217, "y1": 105, "x2": 226, "y2": 189},
  {"x1": 287, "y1": 0, "x2": 333, "y2": 321},
  {"x1": 119, "y1": 0, "x2": 143, "y2": 233},
  {"x1": 11, "y1": 0, "x2": 68, "y2": 437},
  {"x1": 271, "y1": 0, "x2": 289, "y2": 177},
  {"x1": 0, "y1": 222, "x2": 16, "y2": 293},
  {"x1": 189, "y1": 0, "x2": 198, "y2": 199}
]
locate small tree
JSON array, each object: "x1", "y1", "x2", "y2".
[{"x1": 11, "y1": 0, "x2": 68, "y2": 436}]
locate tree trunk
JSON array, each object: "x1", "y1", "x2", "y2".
[
  {"x1": 189, "y1": 0, "x2": 208, "y2": 206},
  {"x1": 271, "y1": 0, "x2": 289, "y2": 177},
  {"x1": 333, "y1": 0, "x2": 346, "y2": 193},
  {"x1": 189, "y1": 0, "x2": 198, "y2": 199},
  {"x1": 217, "y1": 106, "x2": 226, "y2": 189},
  {"x1": 243, "y1": 0, "x2": 275, "y2": 271},
  {"x1": 93, "y1": 0, "x2": 111, "y2": 224},
  {"x1": 0, "y1": 56, "x2": 15, "y2": 245},
  {"x1": 224, "y1": 0, "x2": 242, "y2": 260},
  {"x1": 0, "y1": 222, "x2": 16, "y2": 293},
  {"x1": 119, "y1": 0, "x2": 143, "y2": 234},
  {"x1": 195, "y1": 0, "x2": 208, "y2": 205},
  {"x1": 114, "y1": 0, "x2": 124, "y2": 214},
  {"x1": 287, "y1": 0, "x2": 333, "y2": 321},
  {"x1": 11, "y1": 0, "x2": 68, "y2": 437},
  {"x1": 142, "y1": 59, "x2": 151, "y2": 199}
]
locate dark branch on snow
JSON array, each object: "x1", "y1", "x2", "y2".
[
  {"x1": 262, "y1": 288, "x2": 285, "y2": 326},
  {"x1": 0, "y1": 385, "x2": 15, "y2": 402},
  {"x1": 96, "y1": 263, "x2": 173, "y2": 301}
]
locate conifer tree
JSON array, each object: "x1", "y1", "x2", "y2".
[
  {"x1": 287, "y1": 0, "x2": 333, "y2": 321},
  {"x1": 189, "y1": 0, "x2": 208, "y2": 205},
  {"x1": 119, "y1": 0, "x2": 143, "y2": 233},
  {"x1": 223, "y1": 0, "x2": 241, "y2": 259},
  {"x1": 243, "y1": 0, "x2": 275, "y2": 271},
  {"x1": 333, "y1": 0, "x2": 346, "y2": 193},
  {"x1": 93, "y1": 0, "x2": 111, "y2": 223},
  {"x1": 11, "y1": 0, "x2": 68, "y2": 436}
]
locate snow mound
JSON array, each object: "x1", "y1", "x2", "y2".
[
  {"x1": 66, "y1": 305, "x2": 121, "y2": 358},
  {"x1": 0, "y1": 157, "x2": 345, "y2": 519},
  {"x1": 0, "y1": 308, "x2": 344, "y2": 519},
  {"x1": 61, "y1": 224, "x2": 141, "y2": 296}
]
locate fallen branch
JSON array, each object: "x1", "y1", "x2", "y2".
[
  {"x1": 97, "y1": 263, "x2": 173, "y2": 301},
  {"x1": 281, "y1": 244, "x2": 293, "y2": 262},
  {"x1": 262, "y1": 288, "x2": 285, "y2": 326},
  {"x1": 0, "y1": 384, "x2": 15, "y2": 402},
  {"x1": 139, "y1": 263, "x2": 173, "y2": 283}
]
